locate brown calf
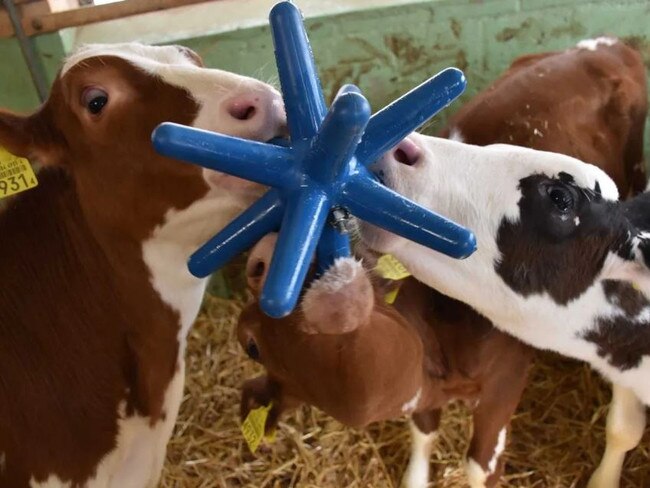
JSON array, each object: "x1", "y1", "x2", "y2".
[
  {"x1": 239, "y1": 234, "x2": 532, "y2": 488},
  {"x1": 440, "y1": 37, "x2": 647, "y2": 197},
  {"x1": 0, "y1": 43, "x2": 285, "y2": 487}
]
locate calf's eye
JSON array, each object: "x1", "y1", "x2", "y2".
[
  {"x1": 246, "y1": 338, "x2": 260, "y2": 361},
  {"x1": 82, "y1": 88, "x2": 108, "y2": 115},
  {"x1": 547, "y1": 185, "x2": 574, "y2": 212}
]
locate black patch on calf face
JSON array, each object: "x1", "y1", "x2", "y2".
[
  {"x1": 496, "y1": 174, "x2": 626, "y2": 304},
  {"x1": 621, "y1": 192, "x2": 650, "y2": 267},
  {"x1": 581, "y1": 280, "x2": 650, "y2": 370}
]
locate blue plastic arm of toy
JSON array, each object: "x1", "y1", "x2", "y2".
[
  {"x1": 152, "y1": 123, "x2": 295, "y2": 189},
  {"x1": 356, "y1": 68, "x2": 467, "y2": 166},
  {"x1": 270, "y1": 1, "x2": 326, "y2": 142},
  {"x1": 305, "y1": 89, "x2": 370, "y2": 184},
  {"x1": 150, "y1": 0, "x2": 476, "y2": 318},
  {"x1": 340, "y1": 170, "x2": 477, "y2": 259},
  {"x1": 261, "y1": 189, "x2": 331, "y2": 316},
  {"x1": 188, "y1": 190, "x2": 284, "y2": 277},
  {"x1": 316, "y1": 223, "x2": 351, "y2": 272}
]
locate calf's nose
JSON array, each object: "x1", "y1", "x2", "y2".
[
  {"x1": 223, "y1": 88, "x2": 286, "y2": 142},
  {"x1": 390, "y1": 137, "x2": 422, "y2": 166}
]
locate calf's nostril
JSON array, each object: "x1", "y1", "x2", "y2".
[
  {"x1": 394, "y1": 148, "x2": 413, "y2": 165},
  {"x1": 227, "y1": 100, "x2": 258, "y2": 121},
  {"x1": 392, "y1": 138, "x2": 421, "y2": 166},
  {"x1": 251, "y1": 260, "x2": 265, "y2": 278}
]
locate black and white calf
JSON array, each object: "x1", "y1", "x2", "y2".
[{"x1": 363, "y1": 133, "x2": 650, "y2": 487}]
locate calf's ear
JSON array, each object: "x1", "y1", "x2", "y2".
[
  {"x1": 0, "y1": 107, "x2": 63, "y2": 166},
  {"x1": 604, "y1": 231, "x2": 650, "y2": 300}
]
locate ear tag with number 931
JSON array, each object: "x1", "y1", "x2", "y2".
[{"x1": 0, "y1": 147, "x2": 38, "y2": 200}]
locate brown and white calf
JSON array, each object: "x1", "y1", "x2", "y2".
[
  {"x1": 362, "y1": 38, "x2": 650, "y2": 488},
  {"x1": 0, "y1": 43, "x2": 285, "y2": 487},
  {"x1": 238, "y1": 234, "x2": 532, "y2": 488},
  {"x1": 440, "y1": 37, "x2": 647, "y2": 198}
]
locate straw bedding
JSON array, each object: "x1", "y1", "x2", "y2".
[{"x1": 160, "y1": 291, "x2": 650, "y2": 487}]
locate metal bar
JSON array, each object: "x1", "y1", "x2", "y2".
[
  {"x1": 2, "y1": 0, "x2": 48, "y2": 101},
  {"x1": 26, "y1": 0, "x2": 212, "y2": 35}
]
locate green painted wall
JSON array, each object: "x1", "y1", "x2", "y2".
[
  {"x1": 178, "y1": 0, "x2": 650, "y2": 141},
  {"x1": 0, "y1": 33, "x2": 68, "y2": 112},
  {"x1": 2, "y1": 0, "x2": 650, "y2": 146}
]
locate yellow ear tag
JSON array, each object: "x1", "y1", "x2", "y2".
[
  {"x1": 241, "y1": 402, "x2": 274, "y2": 453},
  {"x1": 0, "y1": 147, "x2": 38, "y2": 200},
  {"x1": 384, "y1": 286, "x2": 400, "y2": 304},
  {"x1": 375, "y1": 254, "x2": 412, "y2": 281}
]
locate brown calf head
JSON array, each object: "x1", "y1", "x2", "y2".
[
  {"x1": 245, "y1": 233, "x2": 374, "y2": 334},
  {"x1": 239, "y1": 236, "x2": 427, "y2": 429},
  {"x1": 0, "y1": 43, "x2": 286, "y2": 244}
]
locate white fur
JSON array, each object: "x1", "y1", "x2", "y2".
[
  {"x1": 401, "y1": 388, "x2": 422, "y2": 413},
  {"x1": 30, "y1": 367, "x2": 184, "y2": 488},
  {"x1": 588, "y1": 385, "x2": 647, "y2": 488},
  {"x1": 577, "y1": 37, "x2": 618, "y2": 51},
  {"x1": 448, "y1": 127, "x2": 464, "y2": 142},
  {"x1": 142, "y1": 193, "x2": 249, "y2": 348},
  {"x1": 465, "y1": 458, "x2": 488, "y2": 488},
  {"x1": 307, "y1": 258, "x2": 364, "y2": 294},
  {"x1": 487, "y1": 428, "x2": 507, "y2": 475},
  {"x1": 402, "y1": 421, "x2": 437, "y2": 488}
]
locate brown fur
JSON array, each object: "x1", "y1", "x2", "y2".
[
  {"x1": 440, "y1": 39, "x2": 647, "y2": 197},
  {"x1": 0, "y1": 56, "x2": 205, "y2": 487},
  {"x1": 0, "y1": 48, "x2": 287, "y2": 486}
]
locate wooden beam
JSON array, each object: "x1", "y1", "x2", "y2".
[
  {"x1": 1, "y1": 0, "x2": 58, "y2": 37},
  {"x1": 28, "y1": 0, "x2": 214, "y2": 35},
  {"x1": 0, "y1": 0, "x2": 217, "y2": 38}
]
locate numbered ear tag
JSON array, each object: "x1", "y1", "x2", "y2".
[
  {"x1": 241, "y1": 402, "x2": 274, "y2": 453},
  {"x1": 375, "y1": 254, "x2": 411, "y2": 304},
  {"x1": 375, "y1": 254, "x2": 412, "y2": 281},
  {"x1": 0, "y1": 147, "x2": 38, "y2": 200}
]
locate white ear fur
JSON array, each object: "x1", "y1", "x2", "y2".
[
  {"x1": 604, "y1": 233, "x2": 650, "y2": 300},
  {"x1": 301, "y1": 258, "x2": 374, "y2": 334}
]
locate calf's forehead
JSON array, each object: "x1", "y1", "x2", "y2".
[
  {"x1": 486, "y1": 143, "x2": 619, "y2": 200},
  {"x1": 61, "y1": 43, "x2": 195, "y2": 77},
  {"x1": 60, "y1": 42, "x2": 268, "y2": 107}
]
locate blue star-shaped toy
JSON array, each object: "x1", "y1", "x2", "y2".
[{"x1": 152, "y1": 0, "x2": 476, "y2": 318}]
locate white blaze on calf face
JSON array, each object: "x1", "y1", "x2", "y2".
[{"x1": 64, "y1": 43, "x2": 285, "y2": 196}]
